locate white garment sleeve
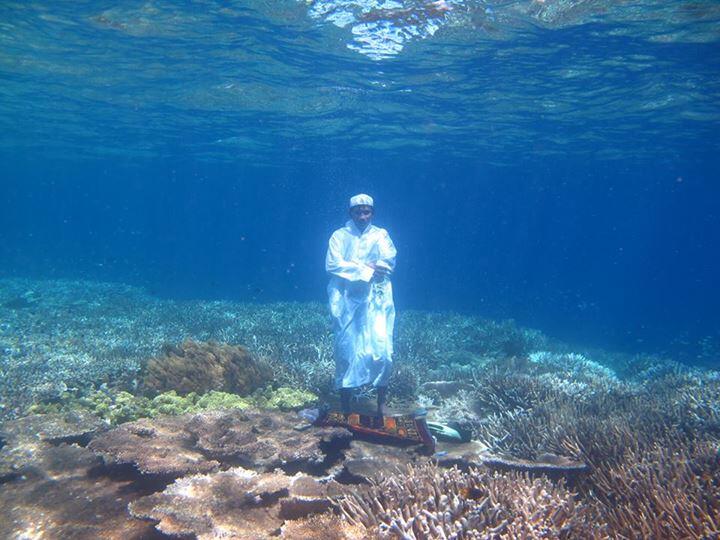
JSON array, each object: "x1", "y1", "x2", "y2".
[
  {"x1": 326, "y1": 232, "x2": 375, "y2": 282},
  {"x1": 377, "y1": 230, "x2": 397, "y2": 271}
]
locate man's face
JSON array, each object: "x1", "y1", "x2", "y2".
[{"x1": 350, "y1": 205, "x2": 374, "y2": 229}]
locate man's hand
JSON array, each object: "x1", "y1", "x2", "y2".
[{"x1": 369, "y1": 262, "x2": 392, "y2": 281}]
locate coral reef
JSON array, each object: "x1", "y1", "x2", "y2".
[
  {"x1": 2, "y1": 278, "x2": 720, "y2": 538},
  {"x1": 0, "y1": 278, "x2": 558, "y2": 419},
  {"x1": 142, "y1": 340, "x2": 272, "y2": 396}
]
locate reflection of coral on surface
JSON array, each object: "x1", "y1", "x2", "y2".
[{"x1": 142, "y1": 340, "x2": 272, "y2": 395}]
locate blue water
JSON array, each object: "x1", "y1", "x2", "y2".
[{"x1": 1, "y1": 1, "x2": 719, "y2": 360}]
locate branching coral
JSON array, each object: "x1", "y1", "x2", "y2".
[
  {"x1": 590, "y1": 440, "x2": 720, "y2": 538},
  {"x1": 340, "y1": 462, "x2": 595, "y2": 539}
]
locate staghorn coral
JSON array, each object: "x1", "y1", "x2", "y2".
[
  {"x1": 589, "y1": 440, "x2": 720, "y2": 538},
  {"x1": 280, "y1": 513, "x2": 367, "y2": 539},
  {"x1": 340, "y1": 462, "x2": 595, "y2": 539},
  {"x1": 473, "y1": 387, "x2": 678, "y2": 465},
  {"x1": 527, "y1": 350, "x2": 618, "y2": 381},
  {"x1": 387, "y1": 363, "x2": 420, "y2": 402},
  {"x1": 142, "y1": 340, "x2": 272, "y2": 396}
]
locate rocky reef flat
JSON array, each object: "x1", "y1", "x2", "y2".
[{"x1": 1, "y1": 277, "x2": 719, "y2": 538}]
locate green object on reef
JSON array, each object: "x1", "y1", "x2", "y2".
[
  {"x1": 26, "y1": 386, "x2": 317, "y2": 425},
  {"x1": 27, "y1": 388, "x2": 253, "y2": 425},
  {"x1": 426, "y1": 421, "x2": 468, "y2": 443},
  {"x1": 253, "y1": 386, "x2": 319, "y2": 411},
  {"x1": 194, "y1": 390, "x2": 252, "y2": 411}
]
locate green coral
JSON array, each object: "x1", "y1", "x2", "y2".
[
  {"x1": 27, "y1": 384, "x2": 316, "y2": 425},
  {"x1": 148, "y1": 390, "x2": 196, "y2": 416},
  {"x1": 27, "y1": 388, "x2": 253, "y2": 425},
  {"x1": 195, "y1": 390, "x2": 252, "y2": 410},
  {"x1": 253, "y1": 386, "x2": 318, "y2": 411},
  {"x1": 85, "y1": 390, "x2": 151, "y2": 424}
]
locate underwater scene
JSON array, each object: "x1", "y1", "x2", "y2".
[{"x1": 1, "y1": 1, "x2": 720, "y2": 539}]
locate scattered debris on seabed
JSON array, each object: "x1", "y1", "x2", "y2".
[{"x1": 1, "y1": 278, "x2": 719, "y2": 538}]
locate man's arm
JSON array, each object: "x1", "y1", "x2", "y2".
[
  {"x1": 326, "y1": 232, "x2": 375, "y2": 282},
  {"x1": 376, "y1": 230, "x2": 397, "y2": 272}
]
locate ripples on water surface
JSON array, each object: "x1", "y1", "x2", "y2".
[{"x1": 0, "y1": 0, "x2": 718, "y2": 165}]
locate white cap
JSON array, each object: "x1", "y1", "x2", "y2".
[{"x1": 349, "y1": 193, "x2": 374, "y2": 208}]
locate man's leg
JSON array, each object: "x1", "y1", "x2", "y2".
[
  {"x1": 340, "y1": 387, "x2": 352, "y2": 414},
  {"x1": 376, "y1": 386, "x2": 387, "y2": 416}
]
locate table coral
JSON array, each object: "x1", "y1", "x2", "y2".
[
  {"x1": 0, "y1": 413, "x2": 156, "y2": 539},
  {"x1": 88, "y1": 408, "x2": 353, "y2": 478},
  {"x1": 0, "y1": 411, "x2": 106, "y2": 481},
  {"x1": 130, "y1": 468, "x2": 339, "y2": 539},
  {"x1": 88, "y1": 414, "x2": 220, "y2": 477}
]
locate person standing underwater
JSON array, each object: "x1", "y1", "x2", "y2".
[{"x1": 325, "y1": 194, "x2": 397, "y2": 416}]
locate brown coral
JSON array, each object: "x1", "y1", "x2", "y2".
[
  {"x1": 0, "y1": 411, "x2": 106, "y2": 481},
  {"x1": 129, "y1": 467, "x2": 344, "y2": 539},
  {"x1": 142, "y1": 340, "x2": 272, "y2": 395},
  {"x1": 0, "y1": 413, "x2": 157, "y2": 539},
  {"x1": 88, "y1": 408, "x2": 353, "y2": 478}
]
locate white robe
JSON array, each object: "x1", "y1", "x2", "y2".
[{"x1": 325, "y1": 220, "x2": 397, "y2": 389}]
